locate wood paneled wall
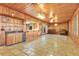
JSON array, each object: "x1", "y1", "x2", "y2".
[
  {"x1": 69, "y1": 7, "x2": 79, "y2": 47},
  {"x1": 48, "y1": 22, "x2": 68, "y2": 32},
  {"x1": 69, "y1": 8, "x2": 79, "y2": 36}
]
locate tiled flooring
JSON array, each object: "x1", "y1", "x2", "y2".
[{"x1": 0, "y1": 34, "x2": 79, "y2": 56}]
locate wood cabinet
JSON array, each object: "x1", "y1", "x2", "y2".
[
  {"x1": 5, "y1": 31, "x2": 26, "y2": 45},
  {"x1": 0, "y1": 31, "x2": 5, "y2": 45}
]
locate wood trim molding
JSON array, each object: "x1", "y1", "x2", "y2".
[{"x1": 70, "y1": 7, "x2": 79, "y2": 22}]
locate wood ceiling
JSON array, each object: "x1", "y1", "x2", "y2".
[{"x1": 0, "y1": 3, "x2": 79, "y2": 24}]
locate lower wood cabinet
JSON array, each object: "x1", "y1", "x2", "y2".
[{"x1": 5, "y1": 31, "x2": 26, "y2": 45}]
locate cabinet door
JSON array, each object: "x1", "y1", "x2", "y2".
[
  {"x1": 0, "y1": 31, "x2": 5, "y2": 45},
  {"x1": 6, "y1": 34, "x2": 13, "y2": 45}
]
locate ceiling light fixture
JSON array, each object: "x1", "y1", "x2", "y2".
[
  {"x1": 54, "y1": 23, "x2": 58, "y2": 26},
  {"x1": 38, "y1": 3, "x2": 44, "y2": 9},
  {"x1": 49, "y1": 9, "x2": 53, "y2": 18},
  {"x1": 12, "y1": 13, "x2": 15, "y2": 16},
  {"x1": 54, "y1": 15, "x2": 58, "y2": 22},
  {"x1": 37, "y1": 13, "x2": 45, "y2": 20},
  {"x1": 37, "y1": 3, "x2": 46, "y2": 12},
  {"x1": 37, "y1": 4, "x2": 58, "y2": 23},
  {"x1": 54, "y1": 15, "x2": 58, "y2": 20},
  {"x1": 50, "y1": 18, "x2": 54, "y2": 23},
  {"x1": 49, "y1": 15, "x2": 58, "y2": 23}
]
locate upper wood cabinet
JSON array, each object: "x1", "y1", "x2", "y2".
[{"x1": 0, "y1": 5, "x2": 25, "y2": 20}]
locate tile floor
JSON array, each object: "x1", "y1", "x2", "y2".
[{"x1": 0, "y1": 34, "x2": 79, "y2": 56}]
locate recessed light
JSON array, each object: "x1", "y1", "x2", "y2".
[
  {"x1": 12, "y1": 13, "x2": 14, "y2": 16},
  {"x1": 54, "y1": 23, "x2": 58, "y2": 26}
]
